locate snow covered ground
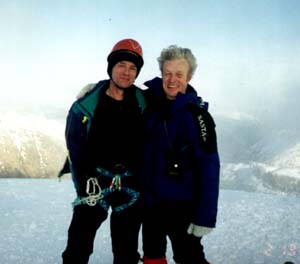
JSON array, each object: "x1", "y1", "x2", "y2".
[{"x1": 1, "y1": 179, "x2": 300, "y2": 264}]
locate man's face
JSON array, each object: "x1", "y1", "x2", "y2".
[
  {"x1": 111, "y1": 61, "x2": 137, "y2": 89},
  {"x1": 162, "y1": 58, "x2": 191, "y2": 100}
]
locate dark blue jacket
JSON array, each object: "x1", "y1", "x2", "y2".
[{"x1": 142, "y1": 77, "x2": 220, "y2": 228}]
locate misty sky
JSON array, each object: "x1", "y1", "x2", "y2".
[{"x1": 1, "y1": 0, "x2": 299, "y2": 122}]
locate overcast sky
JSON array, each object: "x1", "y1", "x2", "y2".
[{"x1": 1, "y1": 0, "x2": 299, "y2": 121}]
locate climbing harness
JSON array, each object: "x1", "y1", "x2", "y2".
[
  {"x1": 96, "y1": 166, "x2": 140, "y2": 211},
  {"x1": 72, "y1": 166, "x2": 139, "y2": 212}
]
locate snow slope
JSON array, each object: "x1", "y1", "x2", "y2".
[{"x1": 0, "y1": 179, "x2": 299, "y2": 264}]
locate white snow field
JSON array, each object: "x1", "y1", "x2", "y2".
[{"x1": 0, "y1": 179, "x2": 300, "y2": 264}]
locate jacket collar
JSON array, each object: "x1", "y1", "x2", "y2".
[{"x1": 144, "y1": 77, "x2": 206, "y2": 113}]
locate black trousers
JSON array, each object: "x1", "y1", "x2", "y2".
[
  {"x1": 62, "y1": 201, "x2": 142, "y2": 264},
  {"x1": 142, "y1": 202, "x2": 209, "y2": 264}
]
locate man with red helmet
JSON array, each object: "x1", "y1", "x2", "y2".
[{"x1": 60, "y1": 38, "x2": 145, "y2": 264}]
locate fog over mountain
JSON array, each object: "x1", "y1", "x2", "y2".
[{"x1": 215, "y1": 110, "x2": 300, "y2": 195}]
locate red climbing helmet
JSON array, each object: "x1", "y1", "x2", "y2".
[
  {"x1": 108, "y1": 39, "x2": 143, "y2": 59},
  {"x1": 107, "y1": 38, "x2": 144, "y2": 78}
]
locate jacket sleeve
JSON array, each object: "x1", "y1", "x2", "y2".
[
  {"x1": 65, "y1": 104, "x2": 90, "y2": 196},
  {"x1": 191, "y1": 110, "x2": 220, "y2": 228}
]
